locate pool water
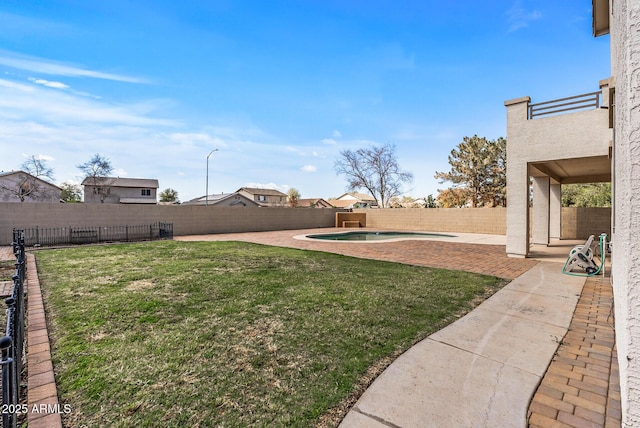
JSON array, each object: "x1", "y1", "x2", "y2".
[{"x1": 306, "y1": 231, "x2": 455, "y2": 241}]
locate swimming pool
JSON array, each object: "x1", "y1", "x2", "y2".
[{"x1": 305, "y1": 231, "x2": 456, "y2": 241}]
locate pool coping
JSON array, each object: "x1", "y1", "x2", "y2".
[{"x1": 293, "y1": 228, "x2": 507, "y2": 245}]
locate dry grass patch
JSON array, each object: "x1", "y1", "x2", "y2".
[
  {"x1": 0, "y1": 260, "x2": 15, "y2": 281},
  {"x1": 35, "y1": 240, "x2": 506, "y2": 427}
]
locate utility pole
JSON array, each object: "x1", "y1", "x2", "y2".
[{"x1": 206, "y1": 148, "x2": 219, "y2": 205}]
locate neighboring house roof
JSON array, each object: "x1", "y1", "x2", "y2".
[
  {"x1": 297, "y1": 198, "x2": 333, "y2": 208},
  {"x1": 183, "y1": 192, "x2": 260, "y2": 207},
  {"x1": 336, "y1": 192, "x2": 376, "y2": 202},
  {"x1": 327, "y1": 199, "x2": 358, "y2": 209},
  {"x1": 81, "y1": 177, "x2": 159, "y2": 188},
  {"x1": 237, "y1": 187, "x2": 287, "y2": 197}
]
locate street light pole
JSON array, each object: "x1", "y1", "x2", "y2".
[{"x1": 206, "y1": 148, "x2": 219, "y2": 206}]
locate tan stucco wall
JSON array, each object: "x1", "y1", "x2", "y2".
[
  {"x1": 354, "y1": 208, "x2": 507, "y2": 234},
  {"x1": 0, "y1": 203, "x2": 341, "y2": 245},
  {"x1": 610, "y1": 0, "x2": 640, "y2": 424}
]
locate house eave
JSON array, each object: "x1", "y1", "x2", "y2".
[{"x1": 592, "y1": 0, "x2": 610, "y2": 36}]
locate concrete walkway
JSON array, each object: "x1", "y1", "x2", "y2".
[{"x1": 339, "y1": 262, "x2": 585, "y2": 428}]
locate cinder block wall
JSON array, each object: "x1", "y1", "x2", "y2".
[
  {"x1": 561, "y1": 207, "x2": 611, "y2": 239},
  {"x1": 354, "y1": 208, "x2": 507, "y2": 234},
  {"x1": 0, "y1": 204, "x2": 612, "y2": 244},
  {"x1": 355, "y1": 207, "x2": 611, "y2": 239},
  {"x1": 0, "y1": 203, "x2": 341, "y2": 245}
]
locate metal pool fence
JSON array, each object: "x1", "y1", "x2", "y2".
[{"x1": 21, "y1": 222, "x2": 173, "y2": 247}]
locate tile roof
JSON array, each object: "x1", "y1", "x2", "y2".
[{"x1": 81, "y1": 177, "x2": 159, "y2": 188}]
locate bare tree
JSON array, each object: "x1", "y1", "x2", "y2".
[
  {"x1": 334, "y1": 144, "x2": 413, "y2": 208},
  {"x1": 77, "y1": 153, "x2": 114, "y2": 203},
  {"x1": 22, "y1": 155, "x2": 55, "y2": 181}
]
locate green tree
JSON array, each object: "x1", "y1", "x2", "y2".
[
  {"x1": 485, "y1": 137, "x2": 507, "y2": 207},
  {"x1": 334, "y1": 143, "x2": 413, "y2": 208},
  {"x1": 436, "y1": 187, "x2": 470, "y2": 208},
  {"x1": 562, "y1": 183, "x2": 611, "y2": 207},
  {"x1": 159, "y1": 188, "x2": 179, "y2": 203},
  {"x1": 287, "y1": 188, "x2": 300, "y2": 207},
  {"x1": 434, "y1": 135, "x2": 506, "y2": 207},
  {"x1": 60, "y1": 182, "x2": 82, "y2": 203},
  {"x1": 425, "y1": 194, "x2": 437, "y2": 208}
]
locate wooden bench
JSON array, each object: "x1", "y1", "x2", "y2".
[{"x1": 342, "y1": 221, "x2": 361, "y2": 228}]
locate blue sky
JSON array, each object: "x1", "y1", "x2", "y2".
[{"x1": 0, "y1": 1, "x2": 610, "y2": 202}]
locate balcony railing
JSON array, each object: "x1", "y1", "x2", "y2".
[{"x1": 528, "y1": 91, "x2": 602, "y2": 119}]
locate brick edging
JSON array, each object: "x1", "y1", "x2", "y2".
[{"x1": 26, "y1": 252, "x2": 63, "y2": 428}]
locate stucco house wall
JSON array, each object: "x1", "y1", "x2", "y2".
[
  {"x1": 0, "y1": 171, "x2": 61, "y2": 203},
  {"x1": 237, "y1": 188, "x2": 287, "y2": 207},
  {"x1": 82, "y1": 177, "x2": 158, "y2": 204},
  {"x1": 609, "y1": 0, "x2": 640, "y2": 424}
]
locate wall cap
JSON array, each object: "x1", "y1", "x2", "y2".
[{"x1": 504, "y1": 96, "x2": 531, "y2": 107}]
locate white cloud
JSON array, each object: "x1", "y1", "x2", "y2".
[
  {"x1": 168, "y1": 132, "x2": 228, "y2": 149},
  {"x1": 302, "y1": 164, "x2": 317, "y2": 173},
  {"x1": 72, "y1": 91, "x2": 102, "y2": 99},
  {"x1": 28, "y1": 77, "x2": 69, "y2": 89},
  {"x1": 0, "y1": 77, "x2": 177, "y2": 127},
  {"x1": 507, "y1": 1, "x2": 542, "y2": 32},
  {"x1": 0, "y1": 78, "x2": 35, "y2": 92},
  {"x1": 321, "y1": 138, "x2": 337, "y2": 145},
  {"x1": 21, "y1": 153, "x2": 55, "y2": 161},
  {"x1": 332, "y1": 130, "x2": 342, "y2": 138},
  {"x1": 113, "y1": 168, "x2": 128, "y2": 177},
  {"x1": 0, "y1": 50, "x2": 148, "y2": 84}
]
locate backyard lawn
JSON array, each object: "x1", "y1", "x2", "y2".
[{"x1": 35, "y1": 240, "x2": 506, "y2": 427}]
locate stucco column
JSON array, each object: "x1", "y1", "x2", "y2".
[
  {"x1": 532, "y1": 176, "x2": 550, "y2": 245},
  {"x1": 505, "y1": 96, "x2": 531, "y2": 257},
  {"x1": 550, "y1": 183, "x2": 561, "y2": 240}
]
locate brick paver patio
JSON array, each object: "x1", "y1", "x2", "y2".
[{"x1": 177, "y1": 228, "x2": 538, "y2": 279}]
